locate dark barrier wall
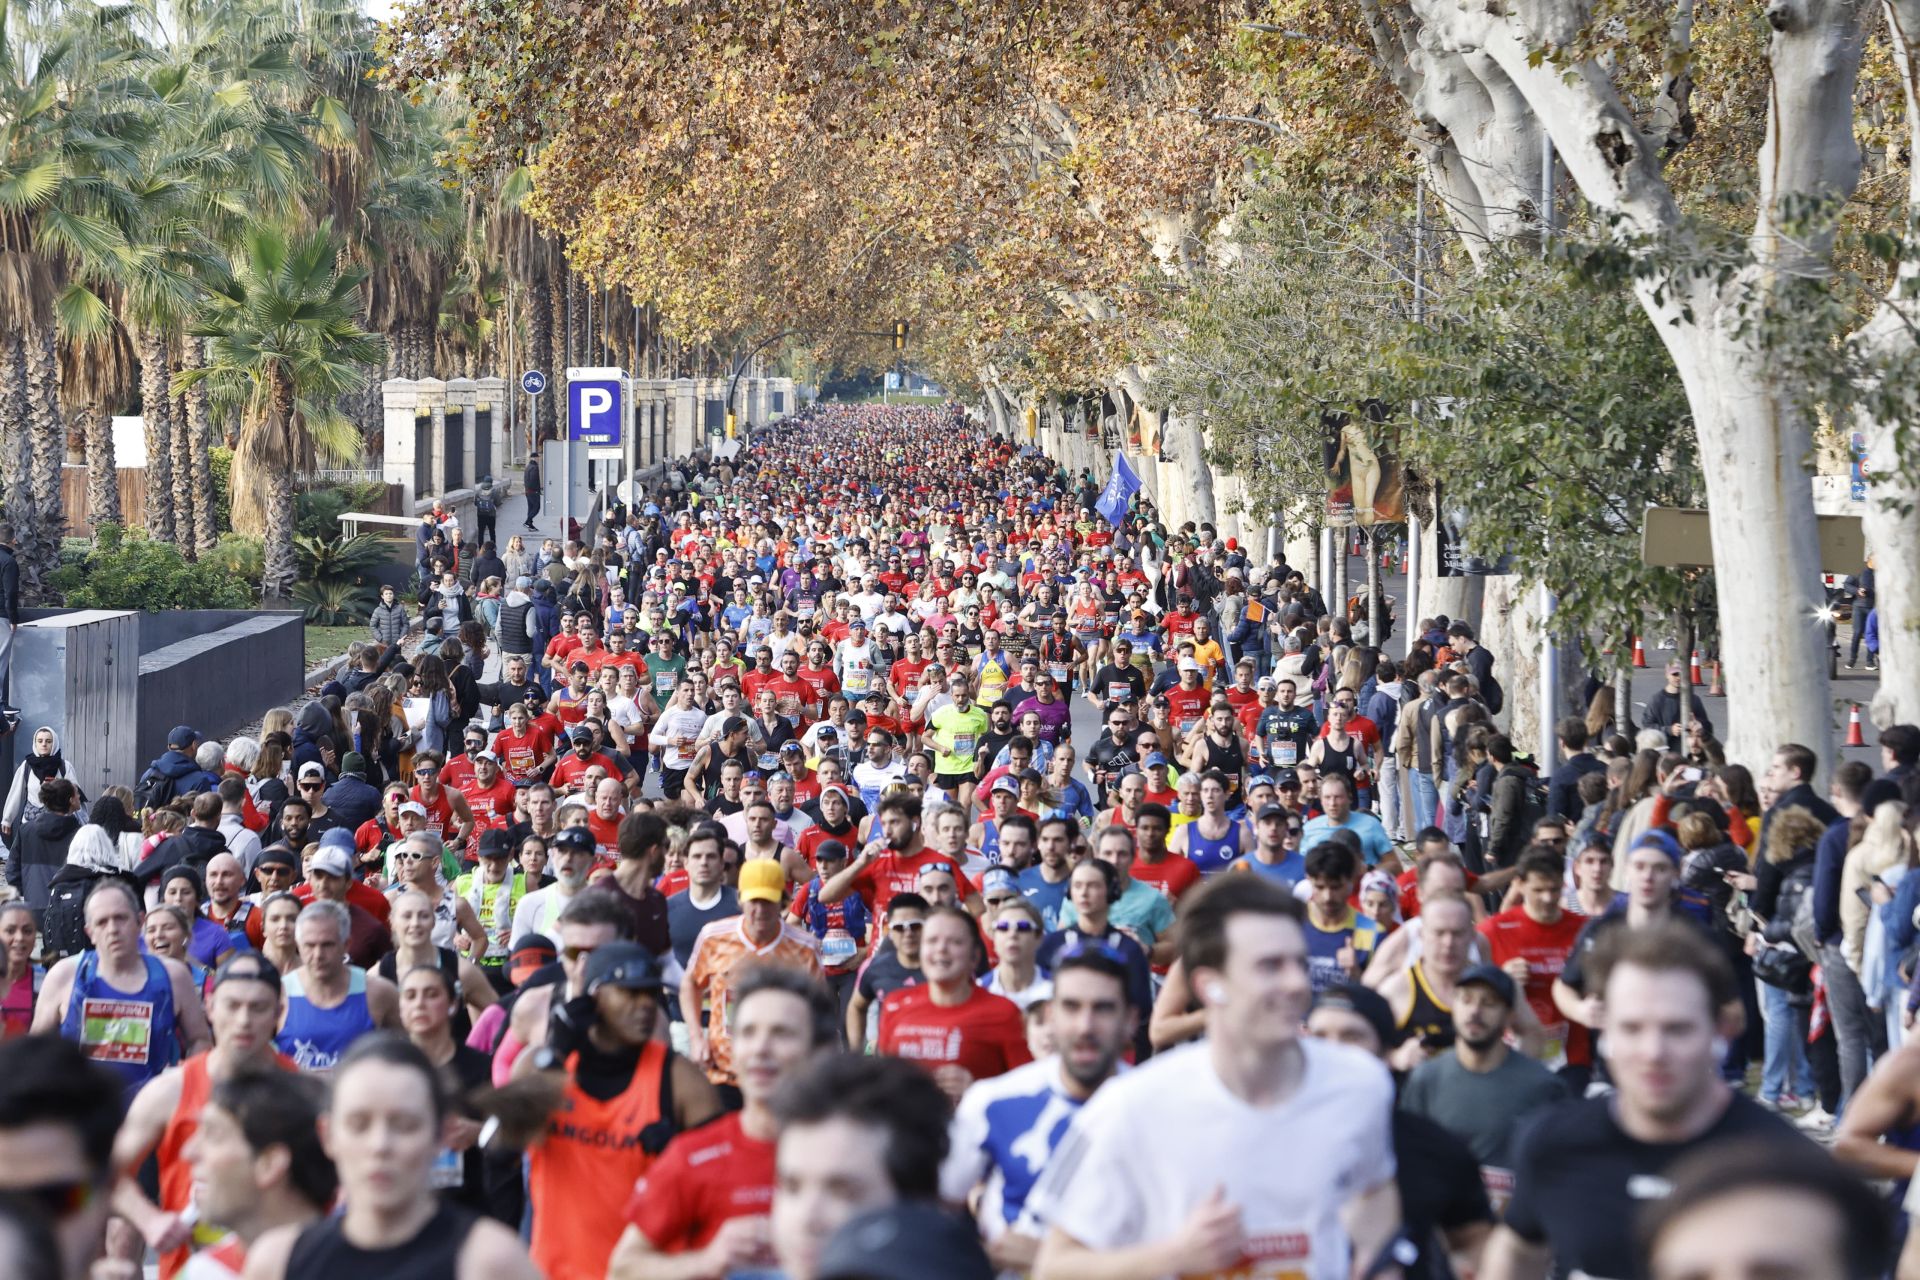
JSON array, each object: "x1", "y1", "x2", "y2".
[
  {"x1": 135, "y1": 612, "x2": 305, "y2": 770},
  {"x1": 5, "y1": 608, "x2": 305, "y2": 808}
]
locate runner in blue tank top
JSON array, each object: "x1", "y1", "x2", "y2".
[
  {"x1": 1169, "y1": 772, "x2": 1252, "y2": 876},
  {"x1": 36, "y1": 879, "x2": 209, "y2": 1100},
  {"x1": 274, "y1": 901, "x2": 398, "y2": 1072}
]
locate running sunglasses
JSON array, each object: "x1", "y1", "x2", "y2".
[
  {"x1": 993, "y1": 919, "x2": 1037, "y2": 934},
  {"x1": 1056, "y1": 938, "x2": 1128, "y2": 965}
]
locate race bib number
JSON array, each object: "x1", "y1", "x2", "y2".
[
  {"x1": 952, "y1": 733, "x2": 977, "y2": 758},
  {"x1": 758, "y1": 752, "x2": 781, "y2": 771},
  {"x1": 798, "y1": 600, "x2": 817, "y2": 618},
  {"x1": 845, "y1": 670, "x2": 872, "y2": 695},
  {"x1": 1276, "y1": 741, "x2": 1299, "y2": 767},
  {"x1": 1050, "y1": 666, "x2": 1070, "y2": 684},
  {"x1": 431, "y1": 1146, "x2": 465, "y2": 1189},
  {"x1": 822, "y1": 928, "x2": 858, "y2": 967},
  {"x1": 1109, "y1": 681, "x2": 1131, "y2": 702},
  {"x1": 80, "y1": 998, "x2": 154, "y2": 1064},
  {"x1": 1180, "y1": 716, "x2": 1201, "y2": 735},
  {"x1": 655, "y1": 672, "x2": 677, "y2": 696}
]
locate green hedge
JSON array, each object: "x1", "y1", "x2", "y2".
[{"x1": 49, "y1": 525, "x2": 256, "y2": 610}]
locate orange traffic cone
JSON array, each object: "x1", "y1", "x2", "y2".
[
  {"x1": 1632, "y1": 636, "x2": 1647, "y2": 668},
  {"x1": 1689, "y1": 650, "x2": 1703, "y2": 685},
  {"x1": 1847, "y1": 703, "x2": 1866, "y2": 747},
  {"x1": 1708, "y1": 658, "x2": 1723, "y2": 698}
]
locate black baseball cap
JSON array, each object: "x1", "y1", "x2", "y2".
[
  {"x1": 1457, "y1": 963, "x2": 1518, "y2": 1006},
  {"x1": 551, "y1": 826, "x2": 595, "y2": 854},
  {"x1": 582, "y1": 942, "x2": 667, "y2": 996},
  {"x1": 477, "y1": 828, "x2": 515, "y2": 859},
  {"x1": 1313, "y1": 981, "x2": 1403, "y2": 1049}
]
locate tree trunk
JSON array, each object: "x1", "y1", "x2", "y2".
[
  {"x1": 0, "y1": 336, "x2": 34, "y2": 563},
  {"x1": 260, "y1": 376, "x2": 300, "y2": 604},
  {"x1": 187, "y1": 342, "x2": 217, "y2": 555},
  {"x1": 83, "y1": 402, "x2": 121, "y2": 529},
  {"x1": 530, "y1": 272, "x2": 554, "y2": 383},
  {"x1": 23, "y1": 320, "x2": 65, "y2": 587},
  {"x1": 139, "y1": 330, "x2": 176, "y2": 543},
  {"x1": 1652, "y1": 295, "x2": 1833, "y2": 771},
  {"x1": 170, "y1": 385, "x2": 196, "y2": 560},
  {"x1": 1853, "y1": 0, "x2": 1920, "y2": 730}
]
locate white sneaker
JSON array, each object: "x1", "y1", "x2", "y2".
[{"x1": 1794, "y1": 1106, "x2": 1835, "y2": 1131}]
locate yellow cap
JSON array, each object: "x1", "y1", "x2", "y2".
[{"x1": 739, "y1": 857, "x2": 787, "y2": 904}]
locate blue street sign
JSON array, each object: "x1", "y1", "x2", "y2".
[
  {"x1": 568, "y1": 376, "x2": 623, "y2": 447},
  {"x1": 521, "y1": 370, "x2": 548, "y2": 396}
]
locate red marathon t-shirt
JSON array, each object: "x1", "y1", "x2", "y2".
[
  {"x1": 845, "y1": 848, "x2": 968, "y2": 916},
  {"x1": 1479, "y1": 906, "x2": 1589, "y2": 1064},
  {"x1": 877, "y1": 984, "x2": 1032, "y2": 1083},
  {"x1": 623, "y1": 1111, "x2": 776, "y2": 1254}
]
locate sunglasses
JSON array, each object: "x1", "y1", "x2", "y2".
[
  {"x1": 414, "y1": 767, "x2": 439, "y2": 777},
  {"x1": 393, "y1": 850, "x2": 427, "y2": 862},
  {"x1": 299, "y1": 781, "x2": 323, "y2": 791},
  {"x1": 993, "y1": 919, "x2": 1037, "y2": 933},
  {"x1": 562, "y1": 943, "x2": 601, "y2": 962},
  {"x1": 9, "y1": 1176, "x2": 98, "y2": 1221},
  {"x1": 888, "y1": 921, "x2": 925, "y2": 934}
]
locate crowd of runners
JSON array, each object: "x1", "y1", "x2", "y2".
[{"x1": 0, "y1": 401, "x2": 1914, "y2": 1280}]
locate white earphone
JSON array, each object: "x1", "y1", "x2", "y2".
[{"x1": 1205, "y1": 981, "x2": 1227, "y2": 1004}]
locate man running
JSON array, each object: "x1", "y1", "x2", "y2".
[
  {"x1": 942, "y1": 945, "x2": 1134, "y2": 1273},
  {"x1": 110, "y1": 955, "x2": 294, "y2": 1278},
  {"x1": 607, "y1": 967, "x2": 837, "y2": 1280},
  {"x1": 1029, "y1": 875, "x2": 1402, "y2": 1280}
]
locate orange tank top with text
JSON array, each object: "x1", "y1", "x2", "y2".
[
  {"x1": 528, "y1": 1040, "x2": 669, "y2": 1280},
  {"x1": 156, "y1": 1051, "x2": 294, "y2": 1280}
]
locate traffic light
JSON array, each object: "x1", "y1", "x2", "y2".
[{"x1": 893, "y1": 320, "x2": 909, "y2": 351}]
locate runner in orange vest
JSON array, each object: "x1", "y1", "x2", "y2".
[
  {"x1": 517, "y1": 933, "x2": 722, "y2": 1280},
  {"x1": 107, "y1": 955, "x2": 297, "y2": 1279}
]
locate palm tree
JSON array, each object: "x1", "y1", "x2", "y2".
[
  {"x1": 0, "y1": 0, "x2": 144, "y2": 587},
  {"x1": 176, "y1": 221, "x2": 380, "y2": 601}
]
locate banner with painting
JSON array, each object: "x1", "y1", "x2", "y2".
[{"x1": 1322, "y1": 400, "x2": 1406, "y2": 528}]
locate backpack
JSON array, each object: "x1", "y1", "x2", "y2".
[
  {"x1": 42, "y1": 870, "x2": 112, "y2": 961},
  {"x1": 1187, "y1": 561, "x2": 1221, "y2": 604},
  {"x1": 133, "y1": 766, "x2": 178, "y2": 814},
  {"x1": 476, "y1": 486, "x2": 497, "y2": 515}
]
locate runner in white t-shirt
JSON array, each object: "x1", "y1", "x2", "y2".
[{"x1": 1027, "y1": 875, "x2": 1403, "y2": 1280}]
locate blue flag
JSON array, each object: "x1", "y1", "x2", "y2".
[{"x1": 1095, "y1": 453, "x2": 1142, "y2": 527}]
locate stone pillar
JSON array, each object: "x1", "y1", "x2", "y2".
[
  {"x1": 415, "y1": 379, "x2": 447, "y2": 504},
  {"x1": 635, "y1": 380, "x2": 663, "y2": 469},
  {"x1": 447, "y1": 378, "x2": 476, "y2": 493},
  {"x1": 770, "y1": 377, "x2": 794, "y2": 421},
  {"x1": 476, "y1": 376, "x2": 505, "y2": 482},
  {"x1": 382, "y1": 379, "x2": 420, "y2": 513},
  {"x1": 671, "y1": 379, "x2": 699, "y2": 460}
]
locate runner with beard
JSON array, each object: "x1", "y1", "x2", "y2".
[
  {"x1": 1398, "y1": 965, "x2": 1568, "y2": 1216},
  {"x1": 942, "y1": 947, "x2": 1135, "y2": 1274},
  {"x1": 817, "y1": 793, "x2": 979, "y2": 917}
]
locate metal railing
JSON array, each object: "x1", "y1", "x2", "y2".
[{"x1": 298, "y1": 468, "x2": 385, "y2": 486}]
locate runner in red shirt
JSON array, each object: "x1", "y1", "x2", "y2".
[
  {"x1": 1163, "y1": 663, "x2": 1211, "y2": 738},
  {"x1": 877, "y1": 906, "x2": 1031, "y2": 1100},
  {"x1": 408, "y1": 752, "x2": 474, "y2": 850},
  {"x1": 552, "y1": 727, "x2": 625, "y2": 792},
  {"x1": 1128, "y1": 804, "x2": 1203, "y2": 904},
  {"x1": 543, "y1": 612, "x2": 582, "y2": 685},
  {"x1": 492, "y1": 700, "x2": 557, "y2": 784},
  {"x1": 606, "y1": 966, "x2": 831, "y2": 1277},
  {"x1": 765, "y1": 650, "x2": 817, "y2": 727},
  {"x1": 585, "y1": 776, "x2": 626, "y2": 867},
  {"x1": 816, "y1": 794, "x2": 983, "y2": 916},
  {"x1": 1477, "y1": 848, "x2": 1588, "y2": 1068},
  {"x1": 455, "y1": 751, "x2": 518, "y2": 862}
]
